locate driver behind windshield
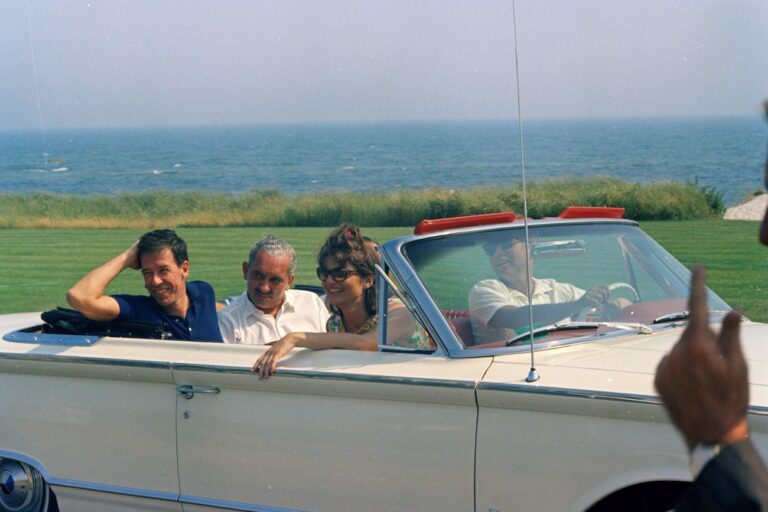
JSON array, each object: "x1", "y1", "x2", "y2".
[{"x1": 468, "y1": 234, "x2": 620, "y2": 344}]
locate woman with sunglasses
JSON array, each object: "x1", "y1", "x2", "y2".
[{"x1": 253, "y1": 224, "x2": 430, "y2": 378}]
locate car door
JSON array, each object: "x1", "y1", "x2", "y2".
[{"x1": 173, "y1": 343, "x2": 488, "y2": 512}]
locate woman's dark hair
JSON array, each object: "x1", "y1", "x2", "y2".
[{"x1": 318, "y1": 223, "x2": 378, "y2": 316}]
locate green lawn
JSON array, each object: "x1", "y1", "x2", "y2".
[
  {"x1": 641, "y1": 220, "x2": 768, "y2": 321},
  {"x1": 1, "y1": 220, "x2": 766, "y2": 321},
  {"x1": 0, "y1": 227, "x2": 409, "y2": 315}
]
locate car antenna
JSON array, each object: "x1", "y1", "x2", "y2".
[
  {"x1": 25, "y1": 0, "x2": 50, "y2": 171},
  {"x1": 512, "y1": 0, "x2": 539, "y2": 383}
]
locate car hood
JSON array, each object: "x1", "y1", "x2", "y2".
[{"x1": 486, "y1": 321, "x2": 768, "y2": 409}]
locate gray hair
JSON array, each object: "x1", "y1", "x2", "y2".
[{"x1": 247, "y1": 234, "x2": 297, "y2": 275}]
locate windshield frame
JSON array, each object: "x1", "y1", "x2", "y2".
[{"x1": 380, "y1": 217, "x2": 729, "y2": 358}]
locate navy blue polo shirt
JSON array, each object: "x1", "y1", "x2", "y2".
[{"x1": 113, "y1": 280, "x2": 223, "y2": 342}]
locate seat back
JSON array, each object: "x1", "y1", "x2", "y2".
[{"x1": 443, "y1": 309, "x2": 475, "y2": 346}]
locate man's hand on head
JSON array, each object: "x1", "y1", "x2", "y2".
[
  {"x1": 655, "y1": 267, "x2": 749, "y2": 451},
  {"x1": 124, "y1": 241, "x2": 141, "y2": 270}
]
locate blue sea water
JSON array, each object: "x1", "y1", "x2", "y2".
[{"x1": 0, "y1": 117, "x2": 765, "y2": 206}]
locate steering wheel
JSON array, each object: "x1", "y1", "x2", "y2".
[
  {"x1": 607, "y1": 282, "x2": 640, "y2": 302},
  {"x1": 573, "y1": 282, "x2": 640, "y2": 322}
]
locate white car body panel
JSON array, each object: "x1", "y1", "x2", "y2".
[
  {"x1": 474, "y1": 323, "x2": 768, "y2": 510},
  {"x1": 4, "y1": 324, "x2": 767, "y2": 511},
  {"x1": 0, "y1": 335, "x2": 489, "y2": 511},
  {"x1": 173, "y1": 347, "x2": 487, "y2": 512}
]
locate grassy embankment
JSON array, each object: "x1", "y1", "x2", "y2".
[
  {"x1": 1, "y1": 220, "x2": 766, "y2": 321},
  {"x1": 0, "y1": 177, "x2": 723, "y2": 228}
]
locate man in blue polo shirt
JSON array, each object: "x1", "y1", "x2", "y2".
[{"x1": 66, "y1": 229, "x2": 223, "y2": 342}]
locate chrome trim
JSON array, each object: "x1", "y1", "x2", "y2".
[
  {"x1": 379, "y1": 345, "x2": 435, "y2": 354},
  {"x1": 374, "y1": 260, "x2": 447, "y2": 356},
  {"x1": 48, "y1": 478, "x2": 180, "y2": 502},
  {"x1": 476, "y1": 382, "x2": 768, "y2": 415},
  {"x1": 0, "y1": 352, "x2": 173, "y2": 369},
  {"x1": 376, "y1": 264, "x2": 389, "y2": 351},
  {"x1": 0, "y1": 451, "x2": 51, "y2": 481},
  {"x1": 0, "y1": 352, "x2": 476, "y2": 389},
  {"x1": 175, "y1": 365, "x2": 478, "y2": 389},
  {"x1": 477, "y1": 381, "x2": 663, "y2": 405},
  {"x1": 380, "y1": 244, "x2": 462, "y2": 355},
  {"x1": 181, "y1": 494, "x2": 307, "y2": 512},
  {"x1": 2, "y1": 330, "x2": 100, "y2": 346},
  {"x1": 375, "y1": 263, "x2": 444, "y2": 355},
  {"x1": 273, "y1": 368, "x2": 476, "y2": 388}
]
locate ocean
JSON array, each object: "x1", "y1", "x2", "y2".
[{"x1": 1, "y1": 117, "x2": 765, "y2": 206}]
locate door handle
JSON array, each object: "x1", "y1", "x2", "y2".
[{"x1": 176, "y1": 384, "x2": 221, "y2": 400}]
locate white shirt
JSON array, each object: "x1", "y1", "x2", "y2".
[
  {"x1": 468, "y1": 278, "x2": 585, "y2": 344},
  {"x1": 218, "y1": 289, "x2": 330, "y2": 345}
]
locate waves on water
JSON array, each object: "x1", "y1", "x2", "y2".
[{"x1": 1, "y1": 117, "x2": 765, "y2": 206}]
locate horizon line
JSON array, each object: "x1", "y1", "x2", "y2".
[{"x1": 2, "y1": 113, "x2": 762, "y2": 133}]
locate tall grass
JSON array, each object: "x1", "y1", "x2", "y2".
[{"x1": 0, "y1": 177, "x2": 722, "y2": 229}]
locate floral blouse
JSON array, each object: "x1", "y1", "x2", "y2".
[{"x1": 326, "y1": 299, "x2": 432, "y2": 350}]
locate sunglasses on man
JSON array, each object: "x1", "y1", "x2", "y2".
[{"x1": 482, "y1": 238, "x2": 526, "y2": 256}]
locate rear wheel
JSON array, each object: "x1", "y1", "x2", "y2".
[{"x1": 0, "y1": 458, "x2": 49, "y2": 512}]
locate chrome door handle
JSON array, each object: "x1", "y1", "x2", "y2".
[{"x1": 176, "y1": 384, "x2": 221, "y2": 400}]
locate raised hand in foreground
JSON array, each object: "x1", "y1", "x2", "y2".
[{"x1": 655, "y1": 266, "x2": 748, "y2": 451}]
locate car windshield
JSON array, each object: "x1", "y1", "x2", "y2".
[{"x1": 402, "y1": 221, "x2": 730, "y2": 350}]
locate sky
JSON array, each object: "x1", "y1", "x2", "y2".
[{"x1": 2, "y1": 0, "x2": 767, "y2": 129}]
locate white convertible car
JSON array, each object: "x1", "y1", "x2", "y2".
[{"x1": 2, "y1": 209, "x2": 767, "y2": 512}]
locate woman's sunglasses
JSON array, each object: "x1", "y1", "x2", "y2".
[{"x1": 316, "y1": 266, "x2": 358, "y2": 282}]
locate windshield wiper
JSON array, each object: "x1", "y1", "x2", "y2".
[
  {"x1": 652, "y1": 311, "x2": 689, "y2": 324},
  {"x1": 652, "y1": 310, "x2": 731, "y2": 325},
  {"x1": 505, "y1": 320, "x2": 653, "y2": 346}
]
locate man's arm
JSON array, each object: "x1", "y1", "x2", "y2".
[
  {"x1": 655, "y1": 267, "x2": 768, "y2": 510},
  {"x1": 252, "y1": 331, "x2": 377, "y2": 379},
  {"x1": 488, "y1": 285, "x2": 610, "y2": 329},
  {"x1": 66, "y1": 242, "x2": 140, "y2": 322}
]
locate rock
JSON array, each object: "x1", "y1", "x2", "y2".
[{"x1": 723, "y1": 194, "x2": 768, "y2": 221}]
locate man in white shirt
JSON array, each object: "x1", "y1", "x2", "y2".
[
  {"x1": 469, "y1": 234, "x2": 611, "y2": 344},
  {"x1": 219, "y1": 235, "x2": 329, "y2": 344}
]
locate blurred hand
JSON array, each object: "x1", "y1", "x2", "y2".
[{"x1": 655, "y1": 267, "x2": 749, "y2": 451}]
